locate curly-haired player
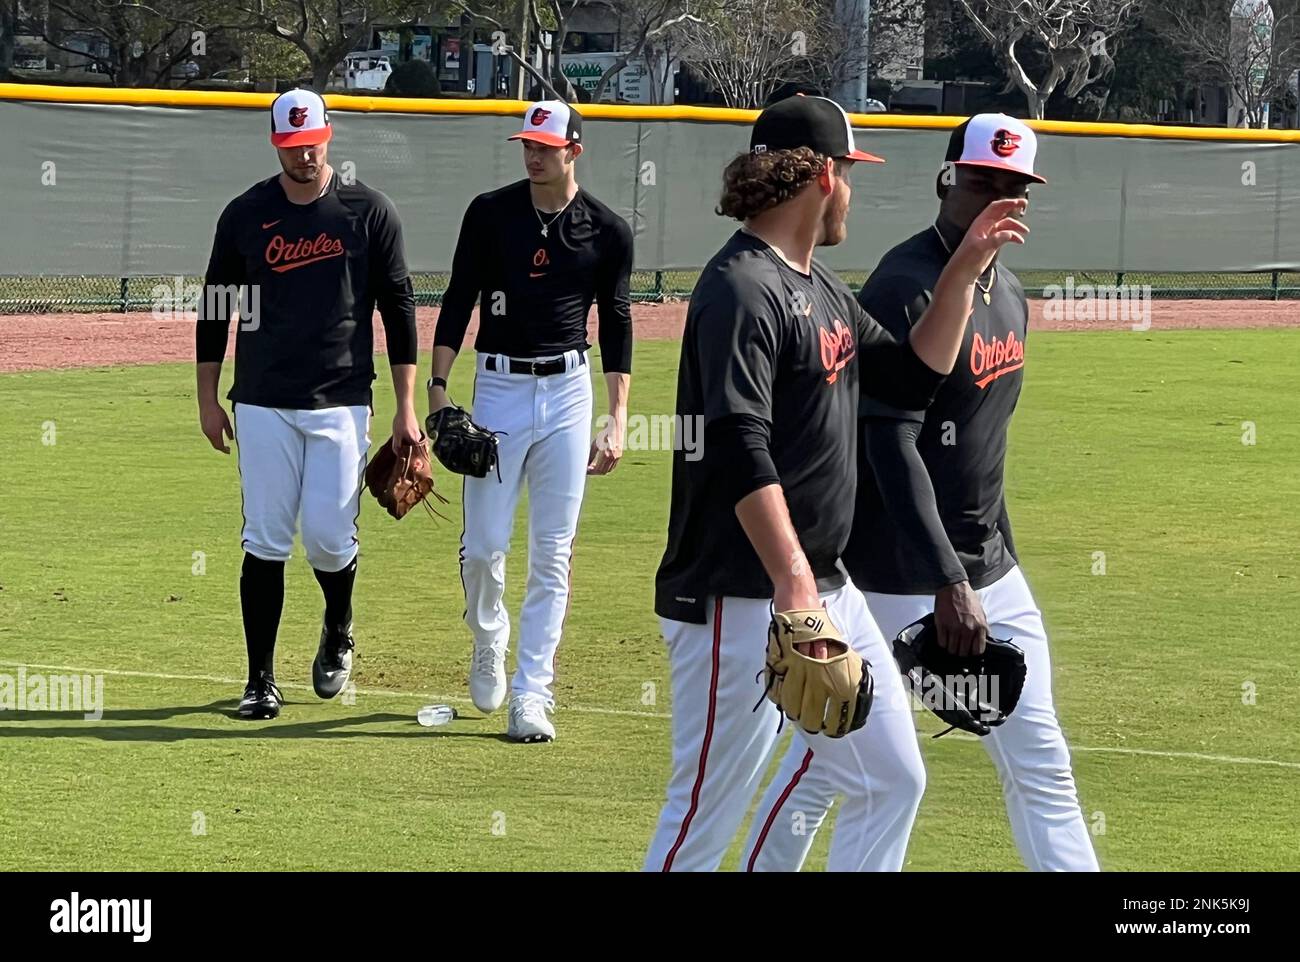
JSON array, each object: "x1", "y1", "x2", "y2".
[
  {"x1": 645, "y1": 95, "x2": 1029, "y2": 871},
  {"x1": 743, "y1": 114, "x2": 1099, "y2": 872}
]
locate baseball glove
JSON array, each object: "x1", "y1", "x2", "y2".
[
  {"x1": 364, "y1": 437, "x2": 449, "y2": 521},
  {"x1": 424, "y1": 405, "x2": 502, "y2": 480},
  {"x1": 892, "y1": 613, "x2": 1027, "y2": 737},
  {"x1": 761, "y1": 608, "x2": 874, "y2": 738}
]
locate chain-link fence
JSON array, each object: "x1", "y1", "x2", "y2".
[{"x1": 3, "y1": 270, "x2": 1300, "y2": 315}]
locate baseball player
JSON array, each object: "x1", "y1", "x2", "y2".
[
  {"x1": 645, "y1": 95, "x2": 1030, "y2": 871},
  {"x1": 744, "y1": 114, "x2": 1100, "y2": 871},
  {"x1": 196, "y1": 88, "x2": 422, "y2": 720},
  {"x1": 428, "y1": 100, "x2": 633, "y2": 743}
]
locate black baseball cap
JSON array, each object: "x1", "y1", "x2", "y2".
[{"x1": 750, "y1": 94, "x2": 884, "y2": 164}]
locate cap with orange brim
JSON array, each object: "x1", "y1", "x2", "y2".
[
  {"x1": 508, "y1": 100, "x2": 582, "y2": 147},
  {"x1": 270, "y1": 88, "x2": 332, "y2": 147},
  {"x1": 750, "y1": 94, "x2": 885, "y2": 164}
]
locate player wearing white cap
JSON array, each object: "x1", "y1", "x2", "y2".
[
  {"x1": 196, "y1": 88, "x2": 422, "y2": 720},
  {"x1": 428, "y1": 100, "x2": 634, "y2": 743}
]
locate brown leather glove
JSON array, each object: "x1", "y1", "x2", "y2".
[{"x1": 364, "y1": 437, "x2": 448, "y2": 521}]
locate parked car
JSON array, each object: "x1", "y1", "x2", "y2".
[{"x1": 210, "y1": 67, "x2": 252, "y2": 83}]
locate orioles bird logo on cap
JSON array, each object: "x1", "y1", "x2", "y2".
[
  {"x1": 288, "y1": 106, "x2": 309, "y2": 128},
  {"x1": 530, "y1": 107, "x2": 552, "y2": 126},
  {"x1": 990, "y1": 128, "x2": 1021, "y2": 158}
]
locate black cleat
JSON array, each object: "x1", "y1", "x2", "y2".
[
  {"x1": 238, "y1": 671, "x2": 284, "y2": 720},
  {"x1": 312, "y1": 622, "x2": 354, "y2": 699}
]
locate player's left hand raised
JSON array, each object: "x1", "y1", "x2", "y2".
[
  {"x1": 391, "y1": 408, "x2": 424, "y2": 454},
  {"x1": 951, "y1": 198, "x2": 1030, "y2": 279}
]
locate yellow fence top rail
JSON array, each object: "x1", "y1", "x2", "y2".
[{"x1": 4, "y1": 83, "x2": 1299, "y2": 143}]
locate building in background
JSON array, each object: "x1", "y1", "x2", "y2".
[
  {"x1": 555, "y1": 5, "x2": 676, "y2": 104},
  {"x1": 356, "y1": 6, "x2": 674, "y2": 102}
]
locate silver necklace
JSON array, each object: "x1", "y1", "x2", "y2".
[
  {"x1": 534, "y1": 195, "x2": 574, "y2": 238},
  {"x1": 933, "y1": 224, "x2": 995, "y2": 304}
]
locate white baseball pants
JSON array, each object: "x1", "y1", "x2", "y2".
[
  {"x1": 745, "y1": 565, "x2": 1100, "y2": 872},
  {"x1": 459, "y1": 350, "x2": 593, "y2": 702},
  {"x1": 232, "y1": 402, "x2": 370, "y2": 573},
  {"x1": 644, "y1": 581, "x2": 925, "y2": 872}
]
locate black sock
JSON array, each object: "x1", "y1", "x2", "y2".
[
  {"x1": 314, "y1": 558, "x2": 357, "y2": 634},
  {"x1": 241, "y1": 553, "x2": 285, "y2": 683}
]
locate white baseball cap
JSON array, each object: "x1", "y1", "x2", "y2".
[
  {"x1": 945, "y1": 113, "x2": 1045, "y2": 184},
  {"x1": 508, "y1": 100, "x2": 582, "y2": 147},
  {"x1": 270, "y1": 88, "x2": 332, "y2": 148}
]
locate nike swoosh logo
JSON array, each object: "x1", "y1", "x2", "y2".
[{"x1": 262, "y1": 220, "x2": 281, "y2": 229}]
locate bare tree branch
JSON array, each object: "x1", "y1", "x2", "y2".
[
  {"x1": 453, "y1": 0, "x2": 578, "y2": 99},
  {"x1": 588, "y1": 0, "x2": 685, "y2": 102},
  {"x1": 956, "y1": 0, "x2": 1141, "y2": 118},
  {"x1": 677, "y1": 0, "x2": 825, "y2": 108},
  {"x1": 1158, "y1": 0, "x2": 1300, "y2": 127}
]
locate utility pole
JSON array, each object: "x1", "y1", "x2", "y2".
[
  {"x1": 833, "y1": 0, "x2": 871, "y2": 111},
  {"x1": 512, "y1": 0, "x2": 529, "y2": 100}
]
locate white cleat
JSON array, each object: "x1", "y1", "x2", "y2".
[
  {"x1": 507, "y1": 693, "x2": 556, "y2": 743},
  {"x1": 469, "y1": 642, "x2": 508, "y2": 714}
]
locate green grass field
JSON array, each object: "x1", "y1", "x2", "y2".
[{"x1": 1, "y1": 331, "x2": 1298, "y2": 871}]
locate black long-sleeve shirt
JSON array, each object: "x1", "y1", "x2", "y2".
[
  {"x1": 434, "y1": 180, "x2": 634, "y2": 373},
  {"x1": 195, "y1": 172, "x2": 417, "y2": 409},
  {"x1": 844, "y1": 227, "x2": 1026, "y2": 594},
  {"x1": 655, "y1": 229, "x2": 944, "y2": 624}
]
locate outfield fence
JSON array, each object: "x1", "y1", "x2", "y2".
[
  {"x1": 4, "y1": 270, "x2": 1300, "y2": 315},
  {"x1": 2, "y1": 84, "x2": 1299, "y2": 313}
]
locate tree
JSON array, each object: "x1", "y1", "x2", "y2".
[
  {"x1": 240, "y1": 24, "x2": 311, "y2": 84},
  {"x1": 955, "y1": 0, "x2": 1143, "y2": 118},
  {"x1": 36, "y1": 0, "x2": 221, "y2": 87},
  {"x1": 821, "y1": 0, "x2": 922, "y2": 105},
  {"x1": 1103, "y1": 14, "x2": 1196, "y2": 121},
  {"x1": 639, "y1": 13, "x2": 687, "y2": 103},
  {"x1": 610, "y1": 0, "x2": 705, "y2": 104},
  {"x1": 450, "y1": 0, "x2": 582, "y2": 100},
  {"x1": 0, "y1": 0, "x2": 17, "y2": 80},
  {"x1": 864, "y1": 0, "x2": 926, "y2": 78},
  {"x1": 587, "y1": 0, "x2": 691, "y2": 103},
  {"x1": 676, "y1": 0, "x2": 833, "y2": 108},
  {"x1": 1158, "y1": 0, "x2": 1300, "y2": 127},
  {"x1": 385, "y1": 53, "x2": 441, "y2": 94}
]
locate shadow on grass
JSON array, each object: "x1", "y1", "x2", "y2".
[{"x1": 0, "y1": 702, "x2": 513, "y2": 742}]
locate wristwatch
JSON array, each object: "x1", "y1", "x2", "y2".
[{"x1": 426, "y1": 376, "x2": 447, "y2": 390}]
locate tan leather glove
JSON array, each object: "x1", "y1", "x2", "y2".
[{"x1": 764, "y1": 608, "x2": 874, "y2": 738}]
